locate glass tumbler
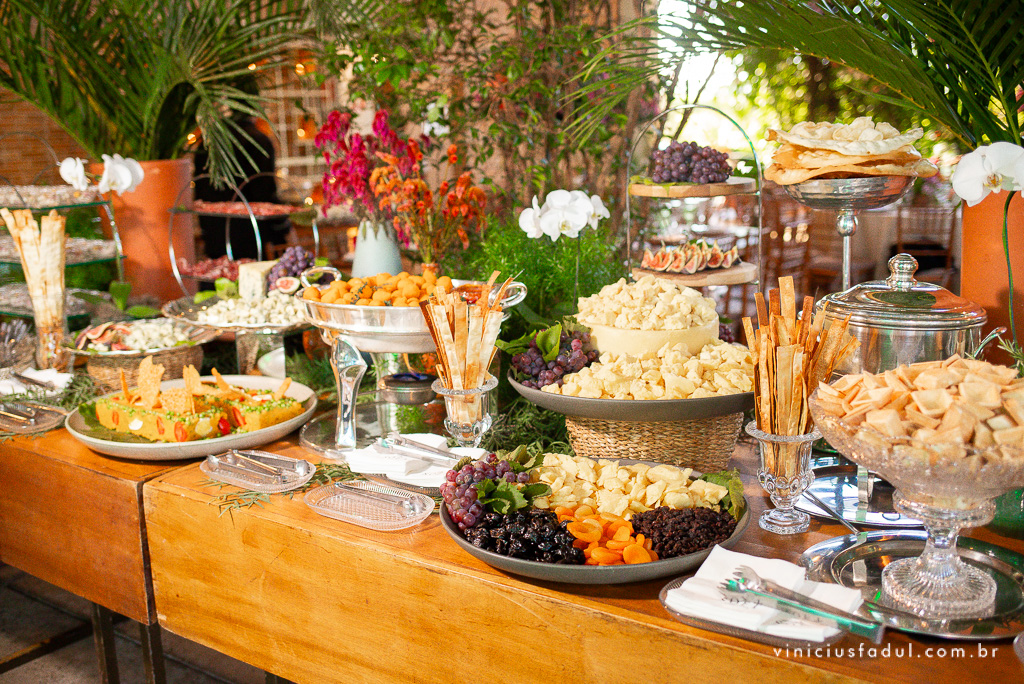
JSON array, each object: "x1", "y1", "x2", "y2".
[
  {"x1": 745, "y1": 421, "x2": 821, "y2": 535},
  {"x1": 431, "y1": 375, "x2": 498, "y2": 448}
]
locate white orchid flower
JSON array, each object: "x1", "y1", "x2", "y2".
[
  {"x1": 98, "y1": 154, "x2": 136, "y2": 195},
  {"x1": 539, "y1": 189, "x2": 592, "y2": 241},
  {"x1": 58, "y1": 157, "x2": 89, "y2": 191},
  {"x1": 121, "y1": 156, "x2": 145, "y2": 192},
  {"x1": 588, "y1": 194, "x2": 610, "y2": 229},
  {"x1": 518, "y1": 195, "x2": 544, "y2": 239},
  {"x1": 952, "y1": 142, "x2": 1024, "y2": 206}
]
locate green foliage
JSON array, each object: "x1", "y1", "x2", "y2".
[
  {"x1": 480, "y1": 397, "x2": 571, "y2": 455},
  {"x1": 571, "y1": 1, "x2": 1024, "y2": 149},
  {"x1": 728, "y1": 49, "x2": 952, "y2": 155},
  {"x1": 441, "y1": 214, "x2": 623, "y2": 337},
  {"x1": 0, "y1": 0, "x2": 311, "y2": 185},
  {"x1": 311, "y1": 0, "x2": 664, "y2": 219}
]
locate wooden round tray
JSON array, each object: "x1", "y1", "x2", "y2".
[
  {"x1": 629, "y1": 176, "x2": 755, "y2": 198},
  {"x1": 632, "y1": 261, "x2": 757, "y2": 287}
]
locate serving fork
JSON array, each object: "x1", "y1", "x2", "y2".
[{"x1": 720, "y1": 564, "x2": 884, "y2": 643}]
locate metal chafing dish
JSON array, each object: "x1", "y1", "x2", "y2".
[{"x1": 817, "y1": 253, "x2": 990, "y2": 376}]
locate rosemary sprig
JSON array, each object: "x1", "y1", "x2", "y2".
[{"x1": 200, "y1": 461, "x2": 364, "y2": 515}]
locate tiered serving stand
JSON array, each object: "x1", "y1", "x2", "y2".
[
  {"x1": 782, "y1": 175, "x2": 915, "y2": 527},
  {"x1": 0, "y1": 133, "x2": 124, "y2": 329},
  {"x1": 162, "y1": 172, "x2": 320, "y2": 373},
  {"x1": 296, "y1": 266, "x2": 527, "y2": 456},
  {"x1": 626, "y1": 103, "x2": 762, "y2": 291}
]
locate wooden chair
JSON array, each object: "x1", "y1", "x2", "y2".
[
  {"x1": 895, "y1": 205, "x2": 958, "y2": 288},
  {"x1": 718, "y1": 195, "x2": 811, "y2": 325},
  {"x1": 804, "y1": 209, "x2": 877, "y2": 297}
]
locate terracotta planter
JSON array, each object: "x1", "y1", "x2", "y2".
[
  {"x1": 960, "y1": 190, "x2": 1024, "y2": 365},
  {"x1": 94, "y1": 157, "x2": 195, "y2": 301}
]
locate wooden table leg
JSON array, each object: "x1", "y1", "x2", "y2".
[
  {"x1": 140, "y1": 621, "x2": 166, "y2": 684},
  {"x1": 90, "y1": 603, "x2": 120, "y2": 684}
]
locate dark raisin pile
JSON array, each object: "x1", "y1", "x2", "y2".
[
  {"x1": 462, "y1": 509, "x2": 585, "y2": 565},
  {"x1": 631, "y1": 507, "x2": 737, "y2": 559}
]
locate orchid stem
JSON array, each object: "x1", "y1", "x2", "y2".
[
  {"x1": 1004, "y1": 190, "x2": 1018, "y2": 348},
  {"x1": 575, "y1": 236, "x2": 581, "y2": 304}
]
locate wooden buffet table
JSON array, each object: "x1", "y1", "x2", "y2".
[
  {"x1": 0, "y1": 430, "x2": 192, "y2": 682},
  {"x1": 141, "y1": 436, "x2": 1024, "y2": 684}
]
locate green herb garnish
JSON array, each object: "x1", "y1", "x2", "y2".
[{"x1": 700, "y1": 468, "x2": 746, "y2": 522}]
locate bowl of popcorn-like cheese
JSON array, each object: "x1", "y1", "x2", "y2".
[{"x1": 576, "y1": 276, "x2": 719, "y2": 356}]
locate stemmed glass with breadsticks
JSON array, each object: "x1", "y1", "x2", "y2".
[
  {"x1": 742, "y1": 276, "x2": 859, "y2": 534},
  {"x1": 422, "y1": 272, "x2": 510, "y2": 447}
]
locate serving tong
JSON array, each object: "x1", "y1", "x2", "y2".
[
  {"x1": 332, "y1": 481, "x2": 431, "y2": 517},
  {"x1": 206, "y1": 450, "x2": 312, "y2": 485},
  {"x1": 720, "y1": 565, "x2": 885, "y2": 644},
  {"x1": 375, "y1": 432, "x2": 458, "y2": 465},
  {"x1": 0, "y1": 401, "x2": 67, "y2": 424}
]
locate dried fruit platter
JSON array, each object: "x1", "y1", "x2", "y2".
[{"x1": 440, "y1": 494, "x2": 749, "y2": 584}]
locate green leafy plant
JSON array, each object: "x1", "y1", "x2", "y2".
[
  {"x1": 571, "y1": 1, "x2": 1023, "y2": 148},
  {"x1": 311, "y1": 0, "x2": 665, "y2": 227},
  {"x1": 442, "y1": 214, "x2": 623, "y2": 337},
  {"x1": 0, "y1": 0, "x2": 311, "y2": 184},
  {"x1": 74, "y1": 281, "x2": 161, "y2": 319}
]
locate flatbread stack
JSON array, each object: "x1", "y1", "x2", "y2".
[
  {"x1": 0, "y1": 208, "x2": 67, "y2": 369},
  {"x1": 742, "y1": 276, "x2": 859, "y2": 479},
  {"x1": 765, "y1": 117, "x2": 938, "y2": 185},
  {"x1": 421, "y1": 271, "x2": 509, "y2": 425}
]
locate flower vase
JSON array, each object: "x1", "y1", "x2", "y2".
[
  {"x1": 93, "y1": 157, "x2": 194, "y2": 301},
  {"x1": 960, "y1": 189, "x2": 1024, "y2": 365},
  {"x1": 351, "y1": 220, "x2": 402, "y2": 278}
]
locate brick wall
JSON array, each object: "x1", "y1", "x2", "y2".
[{"x1": 0, "y1": 90, "x2": 88, "y2": 185}]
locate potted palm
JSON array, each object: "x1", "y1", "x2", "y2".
[{"x1": 0, "y1": 0, "x2": 310, "y2": 300}]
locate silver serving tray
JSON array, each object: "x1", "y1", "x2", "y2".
[
  {"x1": 802, "y1": 530, "x2": 1024, "y2": 640},
  {"x1": 299, "y1": 278, "x2": 526, "y2": 353},
  {"x1": 440, "y1": 500, "x2": 749, "y2": 585},
  {"x1": 783, "y1": 176, "x2": 913, "y2": 211},
  {"x1": 162, "y1": 295, "x2": 309, "y2": 334},
  {"x1": 508, "y1": 374, "x2": 753, "y2": 421},
  {"x1": 797, "y1": 464, "x2": 921, "y2": 528}
]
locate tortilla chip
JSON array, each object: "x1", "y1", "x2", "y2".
[
  {"x1": 137, "y1": 356, "x2": 165, "y2": 410},
  {"x1": 274, "y1": 377, "x2": 292, "y2": 401},
  {"x1": 765, "y1": 158, "x2": 938, "y2": 185}
]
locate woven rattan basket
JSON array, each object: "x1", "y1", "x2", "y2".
[
  {"x1": 565, "y1": 412, "x2": 744, "y2": 472},
  {"x1": 86, "y1": 344, "x2": 204, "y2": 393}
]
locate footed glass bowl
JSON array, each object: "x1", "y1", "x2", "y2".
[{"x1": 809, "y1": 392, "x2": 1024, "y2": 620}]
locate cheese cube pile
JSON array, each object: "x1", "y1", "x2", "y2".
[
  {"x1": 576, "y1": 276, "x2": 717, "y2": 331},
  {"x1": 530, "y1": 454, "x2": 729, "y2": 518},
  {"x1": 542, "y1": 340, "x2": 753, "y2": 400}
]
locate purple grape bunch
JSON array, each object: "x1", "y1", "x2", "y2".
[
  {"x1": 439, "y1": 454, "x2": 532, "y2": 531},
  {"x1": 268, "y1": 245, "x2": 323, "y2": 288},
  {"x1": 650, "y1": 141, "x2": 731, "y2": 184},
  {"x1": 511, "y1": 330, "x2": 598, "y2": 390}
]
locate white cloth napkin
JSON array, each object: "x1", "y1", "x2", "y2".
[
  {"x1": 664, "y1": 545, "x2": 863, "y2": 642},
  {"x1": 344, "y1": 434, "x2": 486, "y2": 487},
  {"x1": 0, "y1": 368, "x2": 73, "y2": 396}
]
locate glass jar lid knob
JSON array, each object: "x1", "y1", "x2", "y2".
[{"x1": 885, "y1": 254, "x2": 919, "y2": 292}]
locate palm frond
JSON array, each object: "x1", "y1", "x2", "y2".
[
  {"x1": 0, "y1": 0, "x2": 313, "y2": 184},
  {"x1": 570, "y1": 0, "x2": 1024, "y2": 148}
]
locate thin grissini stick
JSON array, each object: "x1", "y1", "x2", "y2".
[
  {"x1": 798, "y1": 295, "x2": 814, "y2": 346},
  {"x1": 755, "y1": 292, "x2": 769, "y2": 328},
  {"x1": 742, "y1": 317, "x2": 758, "y2": 364},
  {"x1": 491, "y1": 276, "x2": 514, "y2": 313},
  {"x1": 779, "y1": 276, "x2": 796, "y2": 338},
  {"x1": 453, "y1": 299, "x2": 469, "y2": 384},
  {"x1": 769, "y1": 288, "x2": 781, "y2": 317},
  {"x1": 465, "y1": 311, "x2": 484, "y2": 388},
  {"x1": 419, "y1": 301, "x2": 449, "y2": 386},
  {"x1": 776, "y1": 344, "x2": 795, "y2": 441}
]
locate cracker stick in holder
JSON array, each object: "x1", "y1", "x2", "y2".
[
  {"x1": 424, "y1": 273, "x2": 507, "y2": 447},
  {"x1": 1, "y1": 209, "x2": 68, "y2": 369},
  {"x1": 742, "y1": 276, "x2": 860, "y2": 535}
]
